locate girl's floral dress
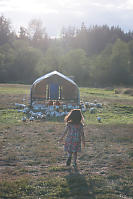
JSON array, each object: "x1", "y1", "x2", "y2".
[{"x1": 64, "y1": 123, "x2": 84, "y2": 152}]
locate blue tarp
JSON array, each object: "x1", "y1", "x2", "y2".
[{"x1": 50, "y1": 83, "x2": 59, "y2": 99}]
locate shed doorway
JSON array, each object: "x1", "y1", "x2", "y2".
[
  {"x1": 46, "y1": 84, "x2": 62, "y2": 100},
  {"x1": 50, "y1": 83, "x2": 59, "y2": 100}
]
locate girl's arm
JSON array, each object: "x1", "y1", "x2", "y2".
[
  {"x1": 59, "y1": 125, "x2": 68, "y2": 142},
  {"x1": 81, "y1": 127, "x2": 85, "y2": 147}
]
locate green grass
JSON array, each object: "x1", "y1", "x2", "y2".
[
  {"x1": 83, "y1": 103, "x2": 133, "y2": 125},
  {"x1": 1, "y1": 173, "x2": 132, "y2": 198},
  {"x1": 0, "y1": 84, "x2": 30, "y2": 94},
  {"x1": 0, "y1": 175, "x2": 119, "y2": 198},
  {"x1": 79, "y1": 87, "x2": 133, "y2": 125},
  {"x1": 0, "y1": 109, "x2": 24, "y2": 129},
  {"x1": 1, "y1": 84, "x2": 133, "y2": 125},
  {"x1": 80, "y1": 87, "x2": 133, "y2": 101},
  {"x1": 0, "y1": 87, "x2": 29, "y2": 94}
]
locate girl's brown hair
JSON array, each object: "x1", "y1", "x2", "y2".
[{"x1": 64, "y1": 109, "x2": 84, "y2": 124}]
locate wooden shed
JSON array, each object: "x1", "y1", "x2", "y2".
[{"x1": 30, "y1": 71, "x2": 80, "y2": 105}]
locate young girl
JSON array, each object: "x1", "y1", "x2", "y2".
[{"x1": 59, "y1": 109, "x2": 85, "y2": 167}]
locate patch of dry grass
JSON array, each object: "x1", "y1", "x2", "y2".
[
  {"x1": 1, "y1": 122, "x2": 133, "y2": 198},
  {"x1": 0, "y1": 84, "x2": 133, "y2": 198}
]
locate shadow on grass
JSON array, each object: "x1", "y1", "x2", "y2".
[{"x1": 65, "y1": 167, "x2": 94, "y2": 199}]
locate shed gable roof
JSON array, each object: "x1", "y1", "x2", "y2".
[{"x1": 32, "y1": 71, "x2": 78, "y2": 87}]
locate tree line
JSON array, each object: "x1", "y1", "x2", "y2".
[{"x1": 0, "y1": 15, "x2": 133, "y2": 87}]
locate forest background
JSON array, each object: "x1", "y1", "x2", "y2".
[{"x1": 1, "y1": 15, "x2": 133, "y2": 87}]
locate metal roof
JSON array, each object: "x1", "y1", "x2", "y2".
[{"x1": 32, "y1": 71, "x2": 78, "y2": 87}]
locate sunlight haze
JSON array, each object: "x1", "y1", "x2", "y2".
[{"x1": 0, "y1": 0, "x2": 133, "y2": 37}]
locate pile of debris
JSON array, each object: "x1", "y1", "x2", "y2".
[{"x1": 15, "y1": 100, "x2": 103, "y2": 121}]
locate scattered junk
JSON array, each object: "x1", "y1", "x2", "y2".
[
  {"x1": 15, "y1": 99, "x2": 103, "y2": 122},
  {"x1": 14, "y1": 71, "x2": 103, "y2": 122},
  {"x1": 15, "y1": 103, "x2": 26, "y2": 109},
  {"x1": 89, "y1": 107, "x2": 96, "y2": 114},
  {"x1": 29, "y1": 116, "x2": 34, "y2": 121},
  {"x1": 97, "y1": 116, "x2": 102, "y2": 123},
  {"x1": 15, "y1": 102, "x2": 103, "y2": 122},
  {"x1": 96, "y1": 103, "x2": 102, "y2": 108},
  {"x1": 21, "y1": 116, "x2": 27, "y2": 122}
]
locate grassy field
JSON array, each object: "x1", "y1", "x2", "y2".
[{"x1": 0, "y1": 84, "x2": 133, "y2": 199}]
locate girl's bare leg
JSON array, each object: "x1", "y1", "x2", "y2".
[
  {"x1": 73, "y1": 152, "x2": 77, "y2": 166},
  {"x1": 66, "y1": 152, "x2": 72, "y2": 166}
]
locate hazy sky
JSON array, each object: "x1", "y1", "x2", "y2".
[{"x1": 0, "y1": 0, "x2": 133, "y2": 37}]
